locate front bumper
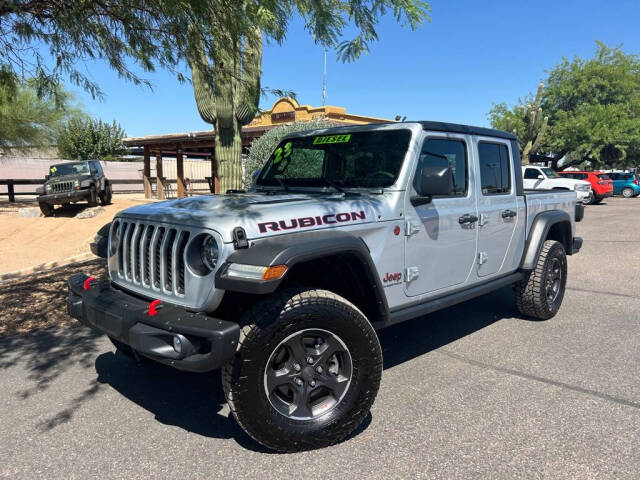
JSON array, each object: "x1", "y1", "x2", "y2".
[
  {"x1": 66, "y1": 273, "x2": 240, "y2": 372},
  {"x1": 576, "y1": 190, "x2": 591, "y2": 202},
  {"x1": 39, "y1": 189, "x2": 90, "y2": 204}
]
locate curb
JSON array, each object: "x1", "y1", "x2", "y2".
[{"x1": 0, "y1": 252, "x2": 100, "y2": 284}]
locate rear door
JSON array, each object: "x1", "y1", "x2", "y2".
[
  {"x1": 474, "y1": 139, "x2": 518, "y2": 277},
  {"x1": 404, "y1": 134, "x2": 478, "y2": 297}
]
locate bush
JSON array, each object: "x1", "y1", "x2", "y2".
[
  {"x1": 244, "y1": 117, "x2": 338, "y2": 188},
  {"x1": 57, "y1": 118, "x2": 126, "y2": 160}
]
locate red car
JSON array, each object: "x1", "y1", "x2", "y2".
[{"x1": 558, "y1": 171, "x2": 613, "y2": 204}]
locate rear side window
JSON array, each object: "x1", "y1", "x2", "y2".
[
  {"x1": 523, "y1": 168, "x2": 539, "y2": 179},
  {"x1": 478, "y1": 142, "x2": 511, "y2": 194},
  {"x1": 597, "y1": 174, "x2": 611, "y2": 180},
  {"x1": 417, "y1": 138, "x2": 468, "y2": 196}
]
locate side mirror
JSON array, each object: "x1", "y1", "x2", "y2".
[
  {"x1": 412, "y1": 163, "x2": 454, "y2": 206},
  {"x1": 537, "y1": 174, "x2": 544, "y2": 180}
]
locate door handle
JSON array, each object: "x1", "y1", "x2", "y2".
[
  {"x1": 458, "y1": 213, "x2": 479, "y2": 224},
  {"x1": 501, "y1": 209, "x2": 517, "y2": 219}
]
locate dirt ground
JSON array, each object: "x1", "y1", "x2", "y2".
[
  {"x1": 0, "y1": 259, "x2": 107, "y2": 335},
  {"x1": 0, "y1": 194, "x2": 152, "y2": 274}
]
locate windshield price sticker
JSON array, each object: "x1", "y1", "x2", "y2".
[
  {"x1": 313, "y1": 134, "x2": 351, "y2": 145},
  {"x1": 50, "y1": 166, "x2": 57, "y2": 173}
]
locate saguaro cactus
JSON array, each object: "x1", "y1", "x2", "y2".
[
  {"x1": 189, "y1": 26, "x2": 262, "y2": 192},
  {"x1": 512, "y1": 83, "x2": 548, "y2": 165}
]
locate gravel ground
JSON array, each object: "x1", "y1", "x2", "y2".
[
  {"x1": 0, "y1": 197, "x2": 638, "y2": 479},
  {"x1": 0, "y1": 195, "x2": 150, "y2": 274}
]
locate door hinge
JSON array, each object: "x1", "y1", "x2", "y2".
[
  {"x1": 405, "y1": 266, "x2": 420, "y2": 282},
  {"x1": 478, "y1": 251, "x2": 488, "y2": 265},
  {"x1": 478, "y1": 213, "x2": 489, "y2": 226},
  {"x1": 405, "y1": 220, "x2": 420, "y2": 237}
]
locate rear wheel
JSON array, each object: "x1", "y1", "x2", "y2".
[
  {"x1": 39, "y1": 202, "x2": 54, "y2": 217},
  {"x1": 222, "y1": 288, "x2": 382, "y2": 452},
  {"x1": 622, "y1": 187, "x2": 634, "y2": 198},
  {"x1": 514, "y1": 240, "x2": 567, "y2": 320}
]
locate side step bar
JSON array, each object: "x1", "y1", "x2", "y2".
[{"x1": 380, "y1": 272, "x2": 524, "y2": 329}]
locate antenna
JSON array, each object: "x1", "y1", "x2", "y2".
[{"x1": 322, "y1": 48, "x2": 327, "y2": 106}]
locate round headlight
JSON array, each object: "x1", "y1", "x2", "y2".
[
  {"x1": 45, "y1": 184, "x2": 52, "y2": 193},
  {"x1": 201, "y1": 235, "x2": 219, "y2": 271}
]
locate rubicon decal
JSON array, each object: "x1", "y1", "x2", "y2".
[
  {"x1": 258, "y1": 210, "x2": 366, "y2": 233},
  {"x1": 382, "y1": 272, "x2": 402, "y2": 285}
]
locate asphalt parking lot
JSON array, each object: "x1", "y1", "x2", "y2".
[{"x1": 1, "y1": 197, "x2": 638, "y2": 479}]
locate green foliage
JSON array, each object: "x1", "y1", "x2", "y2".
[
  {"x1": 0, "y1": 80, "x2": 78, "y2": 149},
  {"x1": 0, "y1": 1, "x2": 212, "y2": 99},
  {"x1": 244, "y1": 117, "x2": 339, "y2": 188},
  {"x1": 490, "y1": 42, "x2": 640, "y2": 170},
  {"x1": 489, "y1": 83, "x2": 548, "y2": 165},
  {"x1": 57, "y1": 118, "x2": 126, "y2": 161}
]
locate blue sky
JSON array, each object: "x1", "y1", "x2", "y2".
[{"x1": 68, "y1": 0, "x2": 640, "y2": 138}]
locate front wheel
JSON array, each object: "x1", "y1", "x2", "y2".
[
  {"x1": 222, "y1": 288, "x2": 382, "y2": 452},
  {"x1": 39, "y1": 202, "x2": 54, "y2": 217},
  {"x1": 100, "y1": 184, "x2": 112, "y2": 205},
  {"x1": 88, "y1": 185, "x2": 98, "y2": 207},
  {"x1": 514, "y1": 240, "x2": 567, "y2": 320}
]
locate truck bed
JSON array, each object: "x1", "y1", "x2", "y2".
[{"x1": 523, "y1": 189, "x2": 577, "y2": 239}]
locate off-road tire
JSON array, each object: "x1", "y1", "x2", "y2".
[
  {"x1": 222, "y1": 288, "x2": 383, "y2": 452},
  {"x1": 100, "y1": 184, "x2": 112, "y2": 206},
  {"x1": 88, "y1": 185, "x2": 98, "y2": 207},
  {"x1": 39, "y1": 202, "x2": 54, "y2": 217},
  {"x1": 622, "y1": 187, "x2": 634, "y2": 198},
  {"x1": 514, "y1": 240, "x2": 567, "y2": 320}
]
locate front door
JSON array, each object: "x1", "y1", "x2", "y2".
[
  {"x1": 522, "y1": 166, "x2": 543, "y2": 189},
  {"x1": 475, "y1": 140, "x2": 518, "y2": 277},
  {"x1": 404, "y1": 135, "x2": 478, "y2": 297}
]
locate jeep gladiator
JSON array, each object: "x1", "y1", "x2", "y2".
[{"x1": 67, "y1": 122, "x2": 583, "y2": 452}]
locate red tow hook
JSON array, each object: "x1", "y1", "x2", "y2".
[
  {"x1": 83, "y1": 276, "x2": 96, "y2": 291},
  {"x1": 148, "y1": 299, "x2": 163, "y2": 316}
]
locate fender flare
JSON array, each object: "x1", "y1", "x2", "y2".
[
  {"x1": 215, "y1": 230, "x2": 389, "y2": 320},
  {"x1": 520, "y1": 210, "x2": 572, "y2": 270}
]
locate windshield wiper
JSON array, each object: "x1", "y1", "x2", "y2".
[
  {"x1": 316, "y1": 178, "x2": 362, "y2": 196},
  {"x1": 274, "y1": 177, "x2": 289, "y2": 191}
]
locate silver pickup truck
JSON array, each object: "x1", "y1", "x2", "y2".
[{"x1": 67, "y1": 121, "x2": 583, "y2": 452}]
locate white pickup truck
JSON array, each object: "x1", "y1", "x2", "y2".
[
  {"x1": 68, "y1": 121, "x2": 584, "y2": 452},
  {"x1": 523, "y1": 165, "x2": 592, "y2": 203}
]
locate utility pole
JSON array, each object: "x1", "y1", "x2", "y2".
[{"x1": 322, "y1": 48, "x2": 327, "y2": 106}]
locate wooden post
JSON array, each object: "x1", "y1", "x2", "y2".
[
  {"x1": 143, "y1": 146, "x2": 151, "y2": 199},
  {"x1": 211, "y1": 148, "x2": 220, "y2": 194},
  {"x1": 176, "y1": 144, "x2": 186, "y2": 198},
  {"x1": 156, "y1": 150, "x2": 164, "y2": 200},
  {"x1": 8, "y1": 181, "x2": 15, "y2": 203}
]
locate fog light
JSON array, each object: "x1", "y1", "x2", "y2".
[{"x1": 173, "y1": 335, "x2": 182, "y2": 353}]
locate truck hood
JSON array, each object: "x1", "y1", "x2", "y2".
[{"x1": 117, "y1": 192, "x2": 392, "y2": 242}]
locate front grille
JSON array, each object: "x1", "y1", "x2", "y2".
[
  {"x1": 113, "y1": 219, "x2": 191, "y2": 297},
  {"x1": 51, "y1": 181, "x2": 73, "y2": 193}
]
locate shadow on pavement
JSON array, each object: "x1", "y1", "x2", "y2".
[{"x1": 91, "y1": 286, "x2": 518, "y2": 451}]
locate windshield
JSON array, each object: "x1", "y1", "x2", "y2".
[
  {"x1": 49, "y1": 162, "x2": 89, "y2": 177},
  {"x1": 541, "y1": 167, "x2": 559, "y2": 178},
  {"x1": 256, "y1": 130, "x2": 412, "y2": 190}
]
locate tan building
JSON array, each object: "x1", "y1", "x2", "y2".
[
  {"x1": 247, "y1": 97, "x2": 389, "y2": 128},
  {"x1": 123, "y1": 97, "x2": 390, "y2": 198}
]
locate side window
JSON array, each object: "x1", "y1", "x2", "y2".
[
  {"x1": 478, "y1": 142, "x2": 511, "y2": 194},
  {"x1": 523, "y1": 168, "x2": 539, "y2": 180},
  {"x1": 89, "y1": 162, "x2": 97, "y2": 175},
  {"x1": 94, "y1": 162, "x2": 103, "y2": 175},
  {"x1": 416, "y1": 138, "x2": 468, "y2": 196}
]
